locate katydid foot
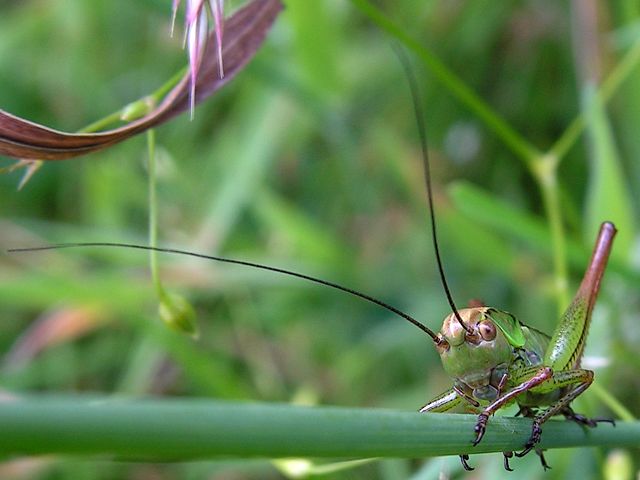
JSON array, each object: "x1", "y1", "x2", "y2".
[
  {"x1": 466, "y1": 402, "x2": 613, "y2": 471},
  {"x1": 562, "y1": 407, "x2": 616, "y2": 428},
  {"x1": 515, "y1": 421, "x2": 542, "y2": 458},
  {"x1": 536, "y1": 449, "x2": 551, "y2": 471},
  {"x1": 513, "y1": 423, "x2": 552, "y2": 471},
  {"x1": 472, "y1": 412, "x2": 489, "y2": 446},
  {"x1": 460, "y1": 450, "x2": 518, "y2": 472},
  {"x1": 502, "y1": 451, "x2": 514, "y2": 471},
  {"x1": 515, "y1": 409, "x2": 614, "y2": 466},
  {"x1": 459, "y1": 454, "x2": 474, "y2": 471}
]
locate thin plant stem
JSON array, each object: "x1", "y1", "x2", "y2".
[
  {"x1": 152, "y1": 67, "x2": 188, "y2": 104},
  {"x1": 147, "y1": 129, "x2": 165, "y2": 299},
  {"x1": 78, "y1": 111, "x2": 125, "y2": 134},
  {"x1": 550, "y1": 35, "x2": 640, "y2": 161},
  {"x1": 590, "y1": 383, "x2": 636, "y2": 421},
  {"x1": 79, "y1": 67, "x2": 187, "y2": 134}
]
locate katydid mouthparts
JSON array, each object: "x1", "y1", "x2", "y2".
[{"x1": 7, "y1": 50, "x2": 618, "y2": 472}]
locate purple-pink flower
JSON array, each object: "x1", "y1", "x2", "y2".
[
  {"x1": 0, "y1": 0, "x2": 284, "y2": 162},
  {"x1": 172, "y1": 0, "x2": 225, "y2": 117}
]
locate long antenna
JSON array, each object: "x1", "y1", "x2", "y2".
[
  {"x1": 394, "y1": 46, "x2": 472, "y2": 334},
  {"x1": 8, "y1": 242, "x2": 444, "y2": 344}
]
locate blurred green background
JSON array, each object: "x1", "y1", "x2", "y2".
[{"x1": 1, "y1": 0, "x2": 639, "y2": 478}]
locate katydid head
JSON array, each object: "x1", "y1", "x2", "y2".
[
  {"x1": 435, "y1": 307, "x2": 525, "y2": 401},
  {"x1": 437, "y1": 307, "x2": 525, "y2": 350}
]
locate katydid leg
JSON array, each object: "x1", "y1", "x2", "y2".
[
  {"x1": 562, "y1": 406, "x2": 615, "y2": 427},
  {"x1": 516, "y1": 368, "x2": 594, "y2": 456},
  {"x1": 473, "y1": 367, "x2": 553, "y2": 445},
  {"x1": 502, "y1": 451, "x2": 514, "y2": 471},
  {"x1": 545, "y1": 222, "x2": 616, "y2": 371},
  {"x1": 459, "y1": 454, "x2": 474, "y2": 471},
  {"x1": 418, "y1": 387, "x2": 463, "y2": 413}
]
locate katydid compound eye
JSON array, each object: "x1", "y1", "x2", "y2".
[{"x1": 478, "y1": 320, "x2": 496, "y2": 341}]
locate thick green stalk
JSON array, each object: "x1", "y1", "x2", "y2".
[{"x1": 0, "y1": 397, "x2": 636, "y2": 459}]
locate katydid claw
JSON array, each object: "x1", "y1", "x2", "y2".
[
  {"x1": 502, "y1": 451, "x2": 514, "y2": 471},
  {"x1": 459, "y1": 454, "x2": 474, "y2": 471},
  {"x1": 537, "y1": 450, "x2": 552, "y2": 471},
  {"x1": 563, "y1": 408, "x2": 616, "y2": 428},
  {"x1": 515, "y1": 444, "x2": 533, "y2": 458},
  {"x1": 515, "y1": 422, "x2": 542, "y2": 458},
  {"x1": 472, "y1": 413, "x2": 489, "y2": 446}
]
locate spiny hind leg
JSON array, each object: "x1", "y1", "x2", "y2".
[{"x1": 516, "y1": 368, "x2": 594, "y2": 458}]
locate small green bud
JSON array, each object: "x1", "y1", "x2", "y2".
[
  {"x1": 120, "y1": 96, "x2": 155, "y2": 122},
  {"x1": 158, "y1": 292, "x2": 198, "y2": 338}
]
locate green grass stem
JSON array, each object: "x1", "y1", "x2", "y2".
[
  {"x1": 0, "y1": 396, "x2": 636, "y2": 460},
  {"x1": 349, "y1": 0, "x2": 541, "y2": 167}
]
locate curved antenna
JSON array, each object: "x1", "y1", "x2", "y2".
[
  {"x1": 394, "y1": 46, "x2": 472, "y2": 334},
  {"x1": 8, "y1": 242, "x2": 445, "y2": 345}
]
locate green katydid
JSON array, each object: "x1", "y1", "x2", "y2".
[
  {"x1": 8, "y1": 53, "x2": 617, "y2": 472},
  {"x1": 419, "y1": 220, "x2": 616, "y2": 471}
]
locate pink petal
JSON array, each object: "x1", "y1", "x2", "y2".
[
  {"x1": 209, "y1": 0, "x2": 225, "y2": 78},
  {"x1": 187, "y1": 9, "x2": 209, "y2": 118},
  {"x1": 170, "y1": 0, "x2": 182, "y2": 36},
  {"x1": 186, "y1": 0, "x2": 206, "y2": 24}
]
